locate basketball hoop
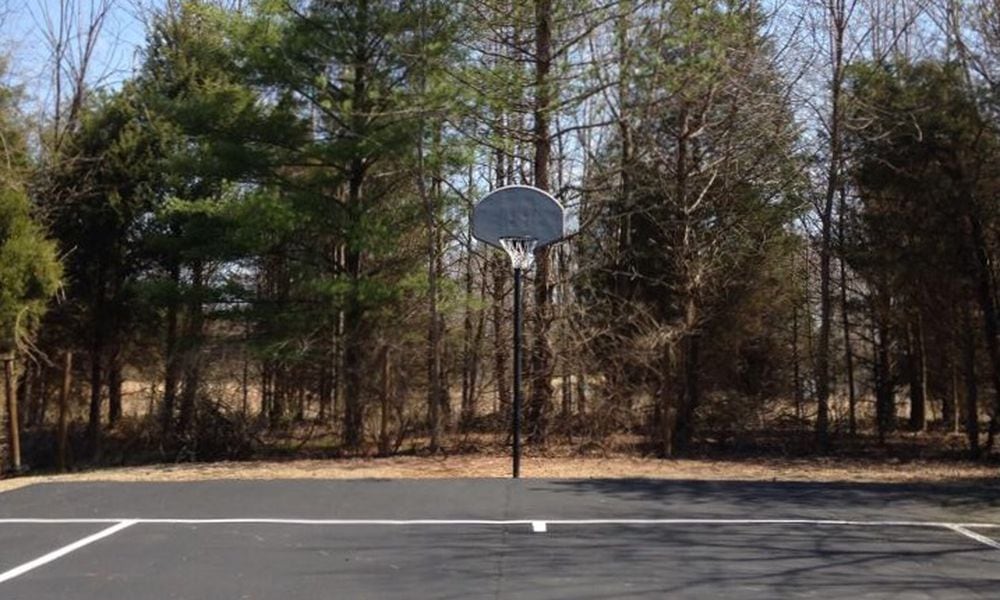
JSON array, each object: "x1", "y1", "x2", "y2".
[
  {"x1": 470, "y1": 185, "x2": 566, "y2": 478},
  {"x1": 499, "y1": 237, "x2": 537, "y2": 271}
]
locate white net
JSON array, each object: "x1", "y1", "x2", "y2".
[{"x1": 499, "y1": 237, "x2": 538, "y2": 270}]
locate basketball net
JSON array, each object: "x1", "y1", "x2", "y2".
[{"x1": 499, "y1": 237, "x2": 537, "y2": 271}]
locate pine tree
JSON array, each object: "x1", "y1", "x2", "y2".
[{"x1": 844, "y1": 59, "x2": 1000, "y2": 451}]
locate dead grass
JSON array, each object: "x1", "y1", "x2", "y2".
[{"x1": 0, "y1": 454, "x2": 995, "y2": 494}]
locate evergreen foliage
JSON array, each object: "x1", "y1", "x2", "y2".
[{"x1": 0, "y1": 184, "x2": 62, "y2": 354}]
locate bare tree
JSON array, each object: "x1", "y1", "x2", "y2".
[
  {"x1": 36, "y1": 0, "x2": 115, "y2": 155},
  {"x1": 812, "y1": 0, "x2": 856, "y2": 451}
]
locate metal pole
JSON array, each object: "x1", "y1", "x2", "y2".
[{"x1": 512, "y1": 267, "x2": 522, "y2": 479}]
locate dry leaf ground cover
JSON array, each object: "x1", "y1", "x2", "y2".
[{"x1": 0, "y1": 454, "x2": 995, "y2": 494}]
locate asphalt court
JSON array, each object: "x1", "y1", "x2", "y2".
[
  {"x1": 0, "y1": 479, "x2": 997, "y2": 598},
  {"x1": 0, "y1": 523, "x2": 106, "y2": 572}
]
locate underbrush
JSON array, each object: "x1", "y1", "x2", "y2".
[{"x1": 10, "y1": 405, "x2": 997, "y2": 475}]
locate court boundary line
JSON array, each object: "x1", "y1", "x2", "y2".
[
  {"x1": 0, "y1": 517, "x2": 997, "y2": 527},
  {"x1": 946, "y1": 524, "x2": 1000, "y2": 550},
  {"x1": 0, "y1": 520, "x2": 136, "y2": 584}
]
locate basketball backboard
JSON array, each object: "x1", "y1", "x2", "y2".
[{"x1": 471, "y1": 185, "x2": 564, "y2": 251}]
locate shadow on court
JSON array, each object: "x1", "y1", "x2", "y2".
[
  {"x1": 1, "y1": 478, "x2": 998, "y2": 522},
  {"x1": 534, "y1": 478, "x2": 1000, "y2": 522},
  {"x1": 497, "y1": 524, "x2": 998, "y2": 599},
  {"x1": 1, "y1": 521, "x2": 996, "y2": 599},
  {"x1": 0, "y1": 479, "x2": 997, "y2": 599}
]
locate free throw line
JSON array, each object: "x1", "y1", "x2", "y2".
[{"x1": 0, "y1": 520, "x2": 136, "y2": 584}]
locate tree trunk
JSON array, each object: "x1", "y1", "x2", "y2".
[
  {"x1": 874, "y1": 309, "x2": 893, "y2": 444},
  {"x1": 270, "y1": 365, "x2": 286, "y2": 425},
  {"x1": 57, "y1": 351, "x2": 73, "y2": 472},
  {"x1": 616, "y1": 0, "x2": 633, "y2": 273},
  {"x1": 492, "y1": 257, "x2": 510, "y2": 418},
  {"x1": 87, "y1": 328, "x2": 104, "y2": 461},
  {"x1": 4, "y1": 357, "x2": 20, "y2": 472},
  {"x1": 415, "y1": 21, "x2": 444, "y2": 448},
  {"x1": 437, "y1": 307, "x2": 452, "y2": 430},
  {"x1": 341, "y1": 7, "x2": 371, "y2": 451},
  {"x1": 792, "y1": 300, "x2": 803, "y2": 422},
  {"x1": 34, "y1": 367, "x2": 50, "y2": 428},
  {"x1": 460, "y1": 232, "x2": 478, "y2": 430},
  {"x1": 294, "y1": 377, "x2": 305, "y2": 422},
  {"x1": 947, "y1": 361, "x2": 959, "y2": 434},
  {"x1": 611, "y1": 0, "x2": 634, "y2": 423},
  {"x1": 968, "y1": 215, "x2": 1000, "y2": 450},
  {"x1": 177, "y1": 260, "x2": 205, "y2": 441},
  {"x1": 261, "y1": 361, "x2": 272, "y2": 423},
  {"x1": 671, "y1": 101, "x2": 701, "y2": 454},
  {"x1": 816, "y1": 0, "x2": 849, "y2": 452},
  {"x1": 659, "y1": 344, "x2": 677, "y2": 458},
  {"x1": 673, "y1": 300, "x2": 700, "y2": 453},
  {"x1": 838, "y1": 187, "x2": 857, "y2": 436},
  {"x1": 379, "y1": 346, "x2": 392, "y2": 457},
  {"x1": 816, "y1": 213, "x2": 834, "y2": 449},
  {"x1": 556, "y1": 243, "x2": 572, "y2": 431},
  {"x1": 342, "y1": 169, "x2": 366, "y2": 451},
  {"x1": 460, "y1": 280, "x2": 475, "y2": 428},
  {"x1": 107, "y1": 348, "x2": 123, "y2": 427},
  {"x1": 961, "y1": 302, "x2": 980, "y2": 456},
  {"x1": 421, "y1": 133, "x2": 443, "y2": 452},
  {"x1": 17, "y1": 360, "x2": 33, "y2": 429},
  {"x1": 162, "y1": 261, "x2": 181, "y2": 441},
  {"x1": 318, "y1": 361, "x2": 331, "y2": 421},
  {"x1": 906, "y1": 317, "x2": 927, "y2": 432},
  {"x1": 242, "y1": 343, "x2": 251, "y2": 417},
  {"x1": 333, "y1": 290, "x2": 345, "y2": 427},
  {"x1": 527, "y1": 0, "x2": 555, "y2": 445},
  {"x1": 86, "y1": 262, "x2": 108, "y2": 460}
]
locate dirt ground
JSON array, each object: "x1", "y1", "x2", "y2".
[{"x1": 0, "y1": 454, "x2": 996, "y2": 494}]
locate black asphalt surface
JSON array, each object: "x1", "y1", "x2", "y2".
[{"x1": 0, "y1": 478, "x2": 997, "y2": 599}]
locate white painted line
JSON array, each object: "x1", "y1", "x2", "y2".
[
  {"x1": 532, "y1": 521, "x2": 547, "y2": 533},
  {"x1": 947, "y1": 525, "x2": 1000, "y2": 550},
  {"x1": 0, "y1": 517, "x2": 996, "y2": 528},
  {"x1": 0, "y1": 520, "x2": 136, "y2": 584}
]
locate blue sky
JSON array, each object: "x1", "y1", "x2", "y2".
[{"x1": 1, "y1": 0, "x2": 153, "y2": 110}]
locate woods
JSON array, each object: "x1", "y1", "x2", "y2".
[{"x1": 2, "y1": 0, "x2": 1000, "y2": 472}]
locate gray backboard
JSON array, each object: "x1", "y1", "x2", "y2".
[{"x1": 471, "y1": 185, "x2": 564, "y2": 249}]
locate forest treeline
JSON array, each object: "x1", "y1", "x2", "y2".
[{"x1": 1, "y1": 0, "x2": 1000, "y2": 471}]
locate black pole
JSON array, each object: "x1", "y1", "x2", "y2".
[{"x1": 512, "y1": 267, "x2": 522, "y2": 478}]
